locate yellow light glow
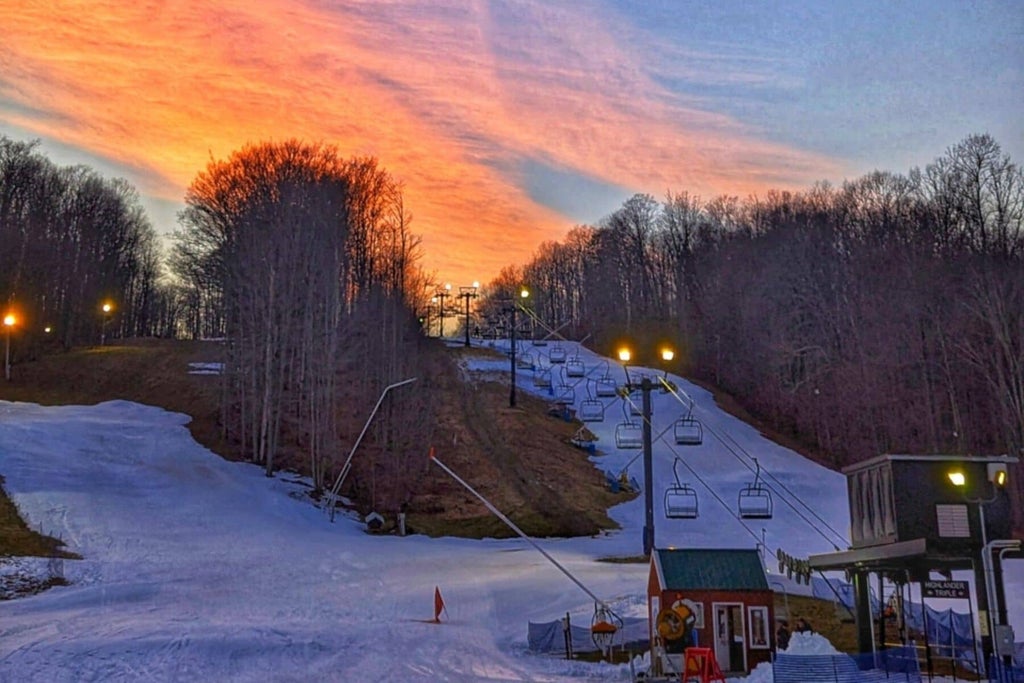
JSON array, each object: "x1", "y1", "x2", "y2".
[
  {"x1": 2, "y1": 314, "x2": 15, "y2": 328},
  {"x1": 661, "y1": 348, "x2": 675, "y2": 362},
  {"x1": 472, "y1": 281, "x2": 479, "y2": 288},
  {"x1": 102, "y1": 303, "x2": 112, "y2": 313},
  {"x1": 444, "y1": 283, "x2": 451, "y2": 291},
  {"x1": 618, "y1": 348, "x2": 632, "y2": 363},
  {"x1": 44, "y1": 326, "x2": 52, "y2": 333},
  {"x1": 989, "y1": 463, "x2": 1009, "y2": 487},
  {"x1": 520, "y1": 288, "x2": 529, "y2": 299},
  {"x1": 947, "y1": 470, "x2": 966, "y2": 487}
]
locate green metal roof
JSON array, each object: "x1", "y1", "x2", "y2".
[{"x1": 655, "y1": 548, "x2": 768, "y2": 591}]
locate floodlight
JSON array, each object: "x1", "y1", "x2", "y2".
[
  {"x1": 947, "y1": 470, "x2": 966, "y2": 487},
  {"x1": 988, "y1": 463, "x2": 1008, "y2": 487},
  {"x1": 618, "y1": 348, "x2": 631, "y2": 363}
]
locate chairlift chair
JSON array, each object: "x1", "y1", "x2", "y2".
[
  {"x1": 579, "y1": 399, "x2": 605, "y2": 422},
  {"x1": 673, "y1": 417, "x2": 703, "y2": 446},
  {"x1": 738, "y1": 458, "x2": 774, "y2": 520},
  {"x1": 533, "y1": 368, "x2": 552, "y2": 388},
  {"x1": 595, "y1": 376, "x2": 617, "y2": 397},
  {"x1": 549, "y1": 344, "x2": 567, "y2": 363},
  {"x1": 516, "y1": 350, "x2": 534, "y2": 369},
  {"x1": 665, "y1": 484, "x2": 699, "y2": 519},
  {"x1": 555, "y1": 384, "x2": 575, "y2": 404},
  {"x1": 664, "y1": 457, "x2": 698, "y2": 519},
  {"x1": 614, "y1": 421, "x2": 643, "y2": 449},
  {"x1": 565, "y1": 357, "x2": 585, "y2": 378}
]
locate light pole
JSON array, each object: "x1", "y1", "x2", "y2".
[
  {"x1": 508, "y1": 287, "x2": 529, "y2": 408},
  {"x1": 3, "y1": 313, "x2": 15, "y2": 381},
  {"x1": 437, "y1": 284, "x2": 451, "y2": 339},
  {"x1": 618, "y1": 344, "x2": 676, "y2": 557},
  {"x1": 459, "y1": 282, "x2": 479, "y2": 347},
  {"x1": 947, "y1": 460, "x2": 1017, "y2": 674},
  {"x1": 100, "y1": 302, "x2": 113, "y2": 346}
]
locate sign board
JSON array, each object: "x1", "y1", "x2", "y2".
[{"x1": 923, "y1": 580, "x2": 969, "y2": 599}]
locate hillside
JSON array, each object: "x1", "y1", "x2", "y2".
[
  {"x1": 0, "y1": 337, "x2": 865, "y2": 655},
  {"x1": 0, "y1": 338, "x2": 629, "y2": 554}
]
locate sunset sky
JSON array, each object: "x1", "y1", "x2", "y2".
[{"x1": 2, "y1": 1, "x2": 1021, "y2": 286}]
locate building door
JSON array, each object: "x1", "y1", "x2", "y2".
[{"x1": 713, "y1": 603, "x2": 746, "y2": 673}]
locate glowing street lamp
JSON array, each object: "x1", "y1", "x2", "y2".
[
  {"x1": 100, "y1": 301, "x2": 113, "y2": 346},
  {"x1": 947, "y1": 460, "x2": 1019, "y2": 670},
  {"x1": 618, "y1": 342, "x2": 677, "y2": 556},
  {"x1": 3, "y1": 313, "x2": 15, "y2": 381},
  {"x1": 508, "y1": 287, "x2": 530, "y2": 408}
]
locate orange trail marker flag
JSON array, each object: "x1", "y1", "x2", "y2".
[{"x1": 433, "y1": 586, "x2": 446, "y2": 623}]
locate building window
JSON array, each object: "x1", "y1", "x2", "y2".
[{"x1": 748, "y1": 605, "x2": 770, "y2": 649}]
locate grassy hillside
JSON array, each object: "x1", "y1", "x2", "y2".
[{"x1": 0, "y1": 338, "x2": 629, "y2": 556}]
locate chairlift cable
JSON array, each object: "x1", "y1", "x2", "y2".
[
  {"x1": 657, "y1": 376, "x2": 847, "y2": 549},
  {"x1": 716, "y1": 427, "x2": 846, "y2": 546}
]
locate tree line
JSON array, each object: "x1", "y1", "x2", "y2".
[
  {"x1": 1, "y1": 136, "x2": 441, "y2": 515},
  {"x1": 0, "y1": 136, "x2": 168, "y2": 350},
  {"x1": 481, "y1": 134, "x2": 1024, "y2": 528},
  {"x1": 171, "y1": 140, "x2": 437, "y2": 509}
]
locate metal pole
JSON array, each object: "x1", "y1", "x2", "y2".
[
  {"x1": 921, "y1": 583, "x2": 934, "y2": 681},
  {"x1": 326, "y1": 377, "x2": 418, "y2": 521},
  {"x1": 431, "y1": 450, "x2": 610, "y2": 609},
  {"x1": 4, "y1": 330, "x2": 9, "y2": 381},
  {"x1": 967, "y1": 569, "x2": 981, "y2": 683},
  {"x1": 439, "y1": 295, "x2": 445, "y2": 338},
  {"x1": 642, "y1": 376, "x2": 654, "y2": 556},
  {"x1": 509, "y1": 304, "x2": 517, "y2": 408}
]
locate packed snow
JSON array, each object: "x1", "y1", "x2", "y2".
[{"x1": 0, "y1": 340, "x2": 1019, "y2": 681}]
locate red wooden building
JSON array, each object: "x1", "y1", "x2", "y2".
[{"x1": 648, "y1": 548, "x2": 775, "y2": 676}]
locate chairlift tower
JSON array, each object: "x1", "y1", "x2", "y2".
[
  {"x1": 617, "y1": 344, "x2": 676, "y2": 557},
  {"x1": 459, "y1": 282, "x2": 479, "y2": 347}
]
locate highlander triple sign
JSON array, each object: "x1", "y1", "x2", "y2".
[{"x1": 922, "y1": 580, "x2": 969, "y2": 599}]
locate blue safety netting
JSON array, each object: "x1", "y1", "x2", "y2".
[
  {"x1": 773, "y1": 646, "x2": 922, "y2": 683},
  {"x1": 528, "y1": 616, "x2": 648, "y2": 653},
  {"x1": 809, "y1": 576, "x2": 1024, "y2": 678}
]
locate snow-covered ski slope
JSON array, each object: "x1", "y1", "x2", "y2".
[{"x1": 0, "y1": 340, "x2": 1019, "y2": 681}]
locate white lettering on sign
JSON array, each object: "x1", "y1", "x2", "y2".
[{"x1": 923, "y1": 580, "x2": 969, "y2": 599}]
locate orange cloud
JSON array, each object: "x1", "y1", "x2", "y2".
[{"x1": 0, "y1": 0, "x2": 843, "y2": 285}]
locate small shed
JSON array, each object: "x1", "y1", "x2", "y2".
[{"x1": 648, "y1": 548, "x2": 774, "y2": 676}]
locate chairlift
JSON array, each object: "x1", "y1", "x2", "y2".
[
  {"x1": 738, "y1": 458, "x2": 774, "y2": 520},
  {"x1": 516, "y1": 350, "x2": 534, "y2": 369},
  {"x1": 549, "y1": 344, "x2": 567, "y2": 363},
  {"x1": 579, "y1": 399, "x2": 605, "y2": 422},
  {"x1": 673, "y1": 416, "x2": 703, "y2": 446},
  {"x1": 664, "y1": 457, "x2": 699, "y2": 520},
  {"x1": 533, "y1": 368, "x2": 552, "y2": 388},
  {"x1": 555, "y1": 384, "x2": 575, "y2": 403},
  {"x1": 565, "y1": 356, "x2": 585, "y2": 378},
  {"x1": 614, "y1": 421, "x2": 643, "y2": 449},
  {"x1": 595, "y1": 376, "x2": 617, "y2": 398}
]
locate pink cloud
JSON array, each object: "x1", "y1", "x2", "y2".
[{"x1": 0, "y1": 0, "x2": 843, "y2": 284}]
